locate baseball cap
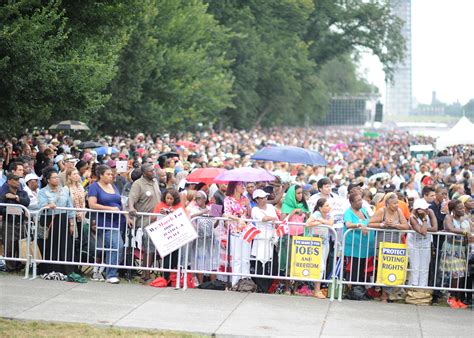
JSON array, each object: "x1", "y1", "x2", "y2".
[
  {"x1": 347, "y1": 181, "x2": 363, "y2": 193},
  {"x1": 25, "y1": 173, "x2": 39, "y2": 183},
  {"x1": 383, "y1": 183, "x2": 396, "y2": 193},
  {"x1": 413, "y1": 198, "x2": 430, "y2": 210},
  {"x1": 107, "y1": 159, "x2": 117, "y2": 168},
  {"x1": 421, "y1": 176, "x2": 433, "y2": 186},
  {"x1": 253, "y1": 189, "x2": 269, "y2": 199}
]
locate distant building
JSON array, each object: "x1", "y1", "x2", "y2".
[{"x1": 385, "y1": 0, "x2": 412, "y2": 116}]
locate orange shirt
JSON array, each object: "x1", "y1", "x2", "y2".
[
  {"x1": 375, "y1": 200, "x2": 410, "y2": 220},
  {"x1": 153, "y1": 202, "x2": 183, "y2": 214}
]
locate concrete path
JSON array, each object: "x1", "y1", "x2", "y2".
[{"x1": 1, "y1": 274, "x2": 472, "y2": 336}]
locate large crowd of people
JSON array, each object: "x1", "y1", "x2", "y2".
[{"x1": 0, "y1": 127, "x2": 473, "y2": 308}]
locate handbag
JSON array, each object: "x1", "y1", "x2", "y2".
[{"x1": 18, "y1": 238, "x2": 42, "y2": 260}]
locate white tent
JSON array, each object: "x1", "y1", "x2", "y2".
[{"x1": 436, "y1": 116, "x2": 474, "y2": 149}]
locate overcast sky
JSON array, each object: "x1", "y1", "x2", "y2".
[{"x1": 359, "y1": 0, "x2": 474, "y2": 106}]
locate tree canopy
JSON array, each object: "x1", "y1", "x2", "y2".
[{"x1": 0, "y1": 0, "x2": 405, "y2": 135}]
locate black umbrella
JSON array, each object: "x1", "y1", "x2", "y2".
[
  {"x1": 78, "y1": 141, "x2": 102, "y2": 149},
  {"x1": 49, "y1": 120, "x2": 90, "y2": 131}
]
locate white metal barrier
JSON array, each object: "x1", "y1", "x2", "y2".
[
  {"x1": 338, "y1": 227, "x2": 473, "y2": 301},
  {"x1": 0, "y1": 203, "x2": 32, "y2": 278},
  {"x1": 32, "y1": 206, "x2": 183, "y2": 287},
  {"x1": 182, "y1": 216, "x2": 340, "y2": 300}
]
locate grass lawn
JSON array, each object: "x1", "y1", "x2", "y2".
[{"x1": 0, "y1": 318, "x2": 206, "y2": 337}]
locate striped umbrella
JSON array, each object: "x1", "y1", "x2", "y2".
[{"x1": 49, "y1": 120, "x2": 90, "y2": 131}]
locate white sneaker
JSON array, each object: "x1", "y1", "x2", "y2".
[
  {"x1": 91, "y1": 272, "x2": 105, "y2": 281},
  {"x1": 106, "y1": 277, "x2": 120, "y2": 284}
]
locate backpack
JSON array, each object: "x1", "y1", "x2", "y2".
[
  {"x1": 198, "y1": 280, "x2": 227, "y2": 291},
  {"x1": 231, "y1": 278, "x2": 257, "y2": 292}
]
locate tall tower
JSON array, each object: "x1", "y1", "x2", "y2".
[{"x1": 386, "y1": 0, "x2": 412, "y2": 116}]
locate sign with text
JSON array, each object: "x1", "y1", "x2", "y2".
[
  {"x1": 376, "y1": 242, "x2": 408, "y2": 286},
  {"x1": 290, "y1": 236, "x2": 322, "y2": 280},
  {"x1": 145, "y1": 208, "x2": 197, "y2": 258}
]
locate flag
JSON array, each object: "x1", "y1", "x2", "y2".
[
  {"x1": 242, "y1": 225, "x2": 261, "y2": 243},
  {"x1": 276, "y1": 219, "x2": 289, "y2": 238}
]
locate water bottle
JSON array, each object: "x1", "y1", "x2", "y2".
[{"x1": 440, "y1": 199, "x2": 447, "y2": 215}]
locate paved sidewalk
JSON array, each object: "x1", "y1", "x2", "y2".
[{"x1": 0, "y1": 274, "x2": 472, "y2": 336}]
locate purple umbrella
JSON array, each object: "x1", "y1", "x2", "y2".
[{"x1": 214, "y1": 167, "x2": 275, "y2": 182}]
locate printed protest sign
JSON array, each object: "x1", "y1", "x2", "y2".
[
  {"x1": 145, "y1": 208, "x2": 197, "y2": 257},
  {"x1": 376, "y1": 242, "x2": 408, "y2": 285},
  {"x1": 290, "y1": 236, "x2": 322, "y2": 280},
  {"x1": 115, "y1": 160, "x2": 128, "y2": 173}
]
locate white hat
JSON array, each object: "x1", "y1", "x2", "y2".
[
  {"x1": 253, "y1": 189, "x2": 269, "y2": 199},
  {"x1": 413, "y1": 198, "x2": 430, "y2": 210},
  {"x1": 25, "y1": 173, "x2": 39, "y2": 183}
]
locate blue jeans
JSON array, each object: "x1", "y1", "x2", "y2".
[{"x1": 100, "y1": 229, "x2": 124, "y2": 279}]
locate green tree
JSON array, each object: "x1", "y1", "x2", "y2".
[
  {"x1": 305, "y1": 0, "x2": 405, "y2": 80},
  {"x1": 98, "y1": 0, "x2": 234, "y2": 134},
  {"x1": 464, "y1": 99, "x2": 474, "y2": 119},
  {"x1": 0, "y1": 1, "x2": 68, "y2": 134},
  {"x1": 207, "y1": 0, "x2": 327, "y2": 128},
  {"x1": 0, "y1": 0, "x2": 139, "y2": 134}
]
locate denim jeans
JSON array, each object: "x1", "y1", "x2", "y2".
[{"x1": 100, "y1": 229, "x2": 124, "y2": 279}]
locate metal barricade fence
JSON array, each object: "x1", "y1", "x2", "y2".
[
  {"x1": 338, "y1": 227, "x2": 473, "y2": 301},
  {"x1": 31, "y1": 206, "x2": 183, "y2": 288},
  {"x1": 0, "y1": 203, "x2": 32, "y2": 278},
  {"x1": 182, "y1": 216, "x2": 339, "y2": 300}
]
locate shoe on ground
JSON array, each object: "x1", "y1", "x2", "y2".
[
  {"x1": 455, "y1": 299, "x2": 468, "y2": 309},
  {"x1": 106, "y1": 277, "x2": 120, "y2": 284},
  {"x1": 313, "y1": 290, "x2": 326, "y2": 299},
  {"x1": 91, "y1": 272, "x2": 105, "y2": 281},
  {"x1": 447, "y1": 297, "x2": 460, "y2": 309}
]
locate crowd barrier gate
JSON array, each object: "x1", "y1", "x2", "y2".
[
  {"x1": 338, "y1": 227, "x2": 473, "y2": 301},
  {"x1": 2, "y1": 203, "x2": 472, "y2": 304}
]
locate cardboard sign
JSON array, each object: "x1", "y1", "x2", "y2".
[
  {"x1": 115, "y1": 160, "x2": 128, "y2": 173},
  {"x1": 290, "y1": 236, "x2": 322, "y2": 280},
  {"x1": 376, "y1": 242, "x2": 408, "y2": 286},
  {"x1": 145, "y1": 208, "x2": 197, "y2": 257}
]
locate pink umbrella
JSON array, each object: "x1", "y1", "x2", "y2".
[
  {"x1": 215, "y1": 167, "x2": 275, "y2": 182},
  {"x1": 176, "y1": 140, "x2": 198, "y2": 149},
  {"x1": 186, "y1": 168, "x2": 227, "y2": 185}
]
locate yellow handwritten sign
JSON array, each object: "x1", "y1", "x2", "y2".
[
  {"x1": 290, "y1": 236, "x2": 322, "y2": 280},
  {"x1": 376, "y1": 242, "x2": 408, "y2": 285}
]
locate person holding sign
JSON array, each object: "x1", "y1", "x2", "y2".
[
  {"x1": 306, "y1": 198, "x2": 333, "y2": 298},
  {"x1": 408, "y1": 198, "x2": 437, "y2": 287},
  {"x1": 153, "y1": 188, "x2": 184, "y2": 279},
  {"x1": 369, "y1": 193, "x2": 409, "y2": 302},
  {"x1": 280, "y1": 185, "x2": 309, "y2": 294},
  {"x1": 343, "y1": 193, "x2": 375, "y2": 286}
]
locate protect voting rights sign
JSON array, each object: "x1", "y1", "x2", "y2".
[
  {"x1": 376, "y1": 242, "x2": 408, "y2": 286},
  {"x1": 145, "y1": 208, "x2": 198, "y2": 258}
]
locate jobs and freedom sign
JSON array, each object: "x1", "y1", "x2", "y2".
[
  {"x1": 290, "y1": 236, "x2": 323, "y2": 280},
  {"x1": 145, "y1": 208, "x2": 198, "y2": 258}
]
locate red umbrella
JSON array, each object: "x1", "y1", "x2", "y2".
[
  {"x1": 186, "y1": 168, "x2": 227, "y2": 184},
  {"x1": 176, "y1": 140, "x2": 198, "y2": 149}
]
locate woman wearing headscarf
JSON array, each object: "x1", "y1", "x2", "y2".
[{"x1": 280, "y1": 185, "x2": 309, "y2": 294}]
